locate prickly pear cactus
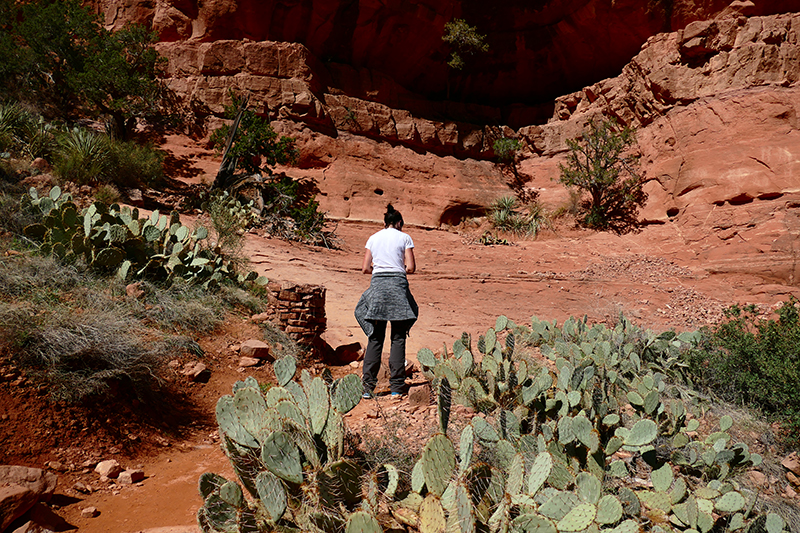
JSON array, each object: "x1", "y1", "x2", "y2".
[{"x1": 21, "y1": 187, "x2": 267, "y2": 288}]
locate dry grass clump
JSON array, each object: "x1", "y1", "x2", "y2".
[
  {"x1": 0, "y1": 253, "x2": 84, "y2": 300},
  {"x1": 0, "y1": 244, "x2": 271, "y2": 404},
  {"x1": 17, "y1": 307, "x2": 170, "y2": 403}
]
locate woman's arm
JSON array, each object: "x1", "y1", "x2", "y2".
[
  {"x1": 362, "y1": 249, "x2": 374, "y2": 274},
  {"x1": 404, "y1": 247, "x2": 416, "y2": 274}
]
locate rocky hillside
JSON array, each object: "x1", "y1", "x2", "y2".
[{"x1": 87, "y1": 1, "x2": 800, "y2": 285}]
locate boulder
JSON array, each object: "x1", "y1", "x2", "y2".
[
  {"x1": 117, "y1": 469, "x2": 145, "y2": 484},
  {"x1": 8, "y1": 501, "x2": 73, "y2": 533},
  {"x1": 239, "y1": 340, "x2": 273, "y2": 361},
  {"x1": 0, "y1": 485, "x2": 37, "y2": 532},
  {"x1": 783, "y1": 452, "x2": 800, "y2": 476},
  {"x1": 238, "y1": 356, "x2": 261, "y2": 368},
  {"x1": 408, "y1": 382, "x2": 432, "y2": 408},
  {"x1": 331, "y1": 342, "x2": 363, "y2": 366},
  {"x1": 94, "y1": 460, "x2": 122, "y2": 479},
  {"x1": 0, "y1": 467, "x2": 58, "y2": 500},
  {"x1": 180, "y1": 362, "x2": 211, "y2": 383}
]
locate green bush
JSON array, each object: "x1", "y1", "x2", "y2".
[
  {"x1": 687, "y1": 300, "x2": 800, "y2": 445},
  {"x1": 1, "y1": 1, "x2": 169, "y2": 141},
  {"x1": 106, "y1": 140, "x2": 164, "y2": 188},
  {"x1": 22, "y1": 118, "x2": 58, "y2": 160},
  {"x1": 492, "y1": 137, "x2": 521, "y2": 164},
  {"x1": 205, "y1": 190, "x2": 251, "y2": 263},
  {"x1": 93, "y1": 183, "x2": 121, "y2": 205}
]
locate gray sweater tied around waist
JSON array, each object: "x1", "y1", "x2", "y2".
[{"x1": 354, "y1": 272, "x2": 419, "y2": 338}]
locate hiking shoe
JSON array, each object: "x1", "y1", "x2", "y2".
[
  {"x1": 362, "y1": 392, "x2": 374, "y2": 399},
  {"x1": 391, "y1": 392, "x2": 404, "y2": 399}
]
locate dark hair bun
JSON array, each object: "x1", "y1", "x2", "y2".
[{"x1": 383, "y1": 203, "x2": 403, "y2": 227}]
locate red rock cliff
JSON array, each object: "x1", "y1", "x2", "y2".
[{"x1": 89, "y1": 0, "x2": 796, "y2": 105}]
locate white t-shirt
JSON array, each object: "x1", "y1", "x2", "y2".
[{"x1": 365, "y1": 228, "x2": 414, "y2": 274}]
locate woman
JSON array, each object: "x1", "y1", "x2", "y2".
[{"x1": 355, "y1": 204, "x2": 418, "y2": 398}]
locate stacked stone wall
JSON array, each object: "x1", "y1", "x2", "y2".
[{"x1": 266, "y1": 281, "x2": 326, "y2": 355}]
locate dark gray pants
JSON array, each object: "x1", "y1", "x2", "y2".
[{"x1": 362, "y1": 319, "x2": 414, "y2": 394}]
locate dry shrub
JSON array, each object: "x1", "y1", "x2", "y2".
[{"x1": 15, "y1": 307, "x2": 170, "y2": 403}]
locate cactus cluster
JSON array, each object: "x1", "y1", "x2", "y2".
[
  {"x1": 198, "y1": 359, "x2": 381, "y2": 532},
  {"x1": 405, "y1": 315, "x2": 783, "y2": 533},
  {"x1": 21, "y1": 186, "x2": 266, "y2": 288},
  {"x1": 200, "y1": 316, "x2": 788, "y2": 533}
]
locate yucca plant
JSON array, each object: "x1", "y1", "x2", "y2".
[
  {"x1": 23, "y1": 119, "x2": 58, "y2": 160},
  {"x1": 488, "y1": 195, "x2": 547, "y2": 237},
  {"x1": 0, "y1": 102, "x2": 31, "y2": 154},
  {"x1": 488, "y1": 195, "x2": 517, "y2": 232},
  {"x1": 54, "y1": 127, "x2": 111, "y2": 184}
]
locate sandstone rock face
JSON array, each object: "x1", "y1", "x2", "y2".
[
  {"x1": 91, "y1": 2, "x2": 800, "y2": 285},
  {"x1": 517, "y1": 12, "x2": 800, "y2": 285},
  {"x1": 90, "y1": 0, "x2": 794, "y2": 104}
]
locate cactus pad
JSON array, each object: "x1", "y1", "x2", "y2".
[
  {"x1": 638, "y1": 490, "x2": 671, "y2": 512},
  {"x1": 556, "y1": 503, "x2": 596, "y2": 532},
  {"x1": 650, "y1": 463, "x2": 673, "y2": 493},
  {"x1": 265, "y1": 386, "x2": 294, "y2": 407},
  {"x1": 596, "y1": 495, "x2": 623, "y2": 525},
  {"x1": 459, "y1": 423, "x2": 474, "y2": 473},
  {"x1": 422, "y1": 433, "x2": 457, "y2": 497},
  {"x1": 511, "y1": 513, "x2": 557, "y2": 533},
  {"x1": 233, "y1": 386, "x2": 269, "y2": 443},
  {"x1": 199, "y1": 472, "x2": 228, "y2": 499},
  {"x1": 540, "y1": 491, "x2": 581, "y2": 520},
  {"x1": 322, "y1": 408, "x2": 345, "y2": 460},
  {"x1": 284, "y1": 380, "x2": 309, "y2": 417},
  {"x1": 381, "y1": 464, "x2": 400, "y2": 500},
  {"x1": 547, "y1": 456, "x2": 575, "y2": 491},
  {"x1": 332, "y1": 373, "x2": 362, "y2": 414},
  {"x1": 412, "y1": 459, "x2": 426, "y2": 494},
  {"x1": 715, "y1": 491, "x2": 745, "y2": 513},
  {"x1": 255, "y1": 470, "x2": 286, "y2": 522},
  {"x1": 438, "y1": 377, "x2": 452, "y2": 435},
  {"x1": 199, "y1": 493, "x2": 237, "y2": 532},
  {"x1": 420, "y1": 494, "x2": 447, "y2": 533},
  {"x1": 273, "y1": 356, "x2": 296, "y2": 387},
  {"x1": 624, "y1": 419, "x2": 657, "y2": 446},
  {"x1": 260, "y1": 430, "x2": 303, "y2": 484},
  {"x1": 454, "y1": 481, "x2": 475, "y2": 533},
  {"x1": 216, "y1": 395, "x2": 257, "y2": 448},
  {"x1": 575, "y1": 472, "x2": 601, "y2": 505},
  {"x1": 527, "y1": 451, "x2": 552, "y2": 496},
  {"x1": 506, "y1": 453, "x2": 525, "y2": 496},
  {"x1": 610, "y1": 519, "x2": 640, "y2": 533},
  {"x1": 219, "y1": 480, "x2": 244, "y2": 508},
  {"x1": 307, "y1": 376, "x2": 330, "y2": 435},
  {"x1": 345, "y1": 511, "x2": 382, "y2": 533},
  {"x1": 320, "y1": 459, "x2": 363, "y2": 506},
  {"x1": 275, "y1": 400, "x2": 306, "y2": 429},
  {"x1": 418, "y1": 347, "x2": 438, "y2": 368}
]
